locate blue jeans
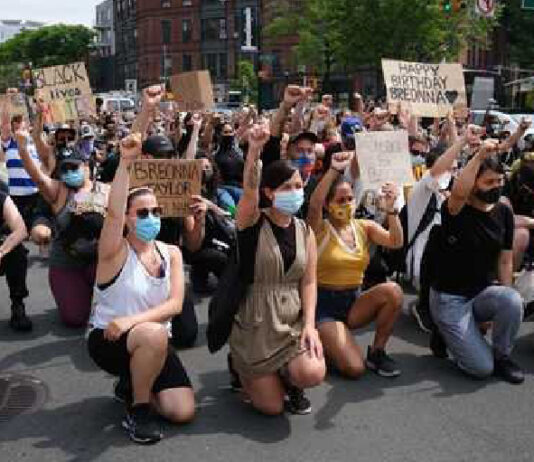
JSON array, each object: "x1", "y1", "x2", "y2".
[
  {"x1": 430, "y1": 285, "x2": 523, "y2": 378},
  {"x1": 217, "y1": 185, "x2": 243, "y2": 211}
]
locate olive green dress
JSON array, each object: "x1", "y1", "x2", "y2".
[{"x1": 229, "y1": 217, "x2": 308, "y2": 378}]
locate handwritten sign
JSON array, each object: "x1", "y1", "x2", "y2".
[
  {"x1": 170, "y1": 71, "x2": 214, "y2": 111},
  {"x1": 355, "y1": 130, "x2": 414, "y2": 190},
  {"x1": 0, "y1": 93, "x2": 29, "y2": 122},
  {"x1": 129, "y1": 159, "x2": 203, "y2": 217},
  {"x1": 33, "y1": 62, "x2": 96, "y2": 123},
  {"x1": 382, "y1": 59, "x2": 467, "y2": 117}
]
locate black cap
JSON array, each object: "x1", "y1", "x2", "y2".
[
  {"x1": 58, "y1": 146, "x2": 86, "y2": 167},
  {"x1": 55, "y1": 124, "x2": 77, "y2": 138},
  {"x1": 289, "y1": 131, "x2": 318, "y2": 146},
  {"x1": 142, "y1": 135, "x2": 175, "y2": 158}
]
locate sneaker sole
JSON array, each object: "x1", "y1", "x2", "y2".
[
  {"x1": 410, "y1": 304, "x2": 432, "y2": 334},
  {"x1": 285, "y1": 401, "x2": 312, "y2": 415},
  {"x1": 365, "y1": 360, "x2": 401, "y2": 378},
  {"x1": 121, "y1": 419, "x2": 162, "y2": 445}
]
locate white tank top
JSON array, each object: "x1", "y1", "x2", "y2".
[{"x1": 89, "y1": 241, "x2": 171, "y2": 332}]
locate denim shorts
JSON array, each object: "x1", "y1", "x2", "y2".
[{"x1": 316, "y1": 287, "x2": 362, "y2": 325}]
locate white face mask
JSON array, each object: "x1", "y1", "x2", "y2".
[{"x1": 437, "y1": 172, "x2": 452, "y2": 191}]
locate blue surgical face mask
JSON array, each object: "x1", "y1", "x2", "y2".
[
  {"x1": 273, "y1": 189, "x2": 304, "y2": 216},
  {"x1": 135, "y1": 215, "x2": 161, "y2": 242},
  {"x1": 61, "y1": 168, "x2": 84, "y2": 188},
  {"x1": 291, "y1": 153, "x2": 314, "y2": 181}
]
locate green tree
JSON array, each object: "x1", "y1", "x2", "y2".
[
  {"x1": 231, "y1": 59, "x2": 258, "y2": 104},
  {"x1": 502, "y1": 1, "x2": 534, "y2": 68},
  {"x1": 0, "y1": 24, "x2": 95, "y2": 68},
  {"x1": 267, "y1": 0, "x2": 500, "y2": 73}
]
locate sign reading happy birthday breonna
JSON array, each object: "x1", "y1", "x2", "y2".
[{"x1": 382, "y1": 59, "x2": 467, "y2": 118}]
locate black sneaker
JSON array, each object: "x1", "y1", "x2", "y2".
[
  {"x1": 9, "y1": 302, "x2": 32, "y2": 332},
  {"x1": 114, "y1": 376, "x2": 132, "y2": 405},
  {"x1": 411, "y1": 302, "x2": 433, "y2": 334},
  {"x1": 227, "y1": 353, "x2": 243, "y2": 392},
  {"x1": 430, "y1": 328, "x2": 448, "y2": 359},
  {"x1": 122, "y1": 403, "x2": 162, "y2": 444},
  {"x1": 366, "y1": 347, "x2": 401, "y2": 378},
  {"x1": 285, "y1": 386, "x2": 312, "y2": 415},
  {"x1": 493, "y1": 356, "x2": 525, "y2": 385}
]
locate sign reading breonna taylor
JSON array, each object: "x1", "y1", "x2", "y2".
[{"x1": 382, "y1": 59, "x2": 467, "y2": 118}]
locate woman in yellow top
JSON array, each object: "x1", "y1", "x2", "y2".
[{"x1": 307, "y1": 152, "x2": 404, "y2": 378}]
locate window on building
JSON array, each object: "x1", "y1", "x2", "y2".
[
  {"x1": 219, "y1": 53, "x2": 227, "y2": 78},
  {"x1": 219, "y1": 19, "x2": 227, "y2": 40},
  {"x1": 183, "y1": 0, "x2": 192, "y2": 5},
  {"x1": 183, "y1": 54, "x2": 192, "y2": 72},
  {"x1": 182, "y1": 19, "x2": 191, "y2": 43},
  {"x1": 161, "y1": 19, "x2": 171, "y2": 44},
  {"x1": 162, "y1": 0, "x2": 171, "y2": 7},
  {"x1": 201, "y1": 18, "x2": 224, "y2": 41}
]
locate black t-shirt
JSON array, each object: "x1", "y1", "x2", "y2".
[
  {"x1": 238, "y1": 214, "x2": 296, "y2": 284},
  {"x1": 432, "y1": 200, "x2": 514, "y2": 297}
]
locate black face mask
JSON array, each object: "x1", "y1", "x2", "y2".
[
  {"x1": 221, "y1": 135, "x2": 234, "y2": 148},
  {"x1": 474, "y1": 186, "x2": 502, "y2": 204}
]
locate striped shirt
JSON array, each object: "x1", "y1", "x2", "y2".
[{"x1": 1, "y1": 137, "x2": 40, "y2": 196}]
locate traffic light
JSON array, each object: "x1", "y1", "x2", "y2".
[{"x1": 441, "y1": 0, "x2": 453, "y2": 13}]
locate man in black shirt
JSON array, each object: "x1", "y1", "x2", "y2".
[{"x1": 430, "y1": 141, "x2": 524, "y2": 384}]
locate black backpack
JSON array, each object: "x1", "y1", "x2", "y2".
[{"x1": 383, "y1": 193, "x2": 439, "y2": 278}]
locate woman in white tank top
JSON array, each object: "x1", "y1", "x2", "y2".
[{"x1": 87, "y1": 133, "x2": 195, "y2": 445}]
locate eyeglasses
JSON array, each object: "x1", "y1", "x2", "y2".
[{"x1": 136, "y1": 207, "x2": 163, "y2": 219}]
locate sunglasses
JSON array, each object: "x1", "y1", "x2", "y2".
[
  {"x1": 61, "y1": 163, "x2": 81, "y2": 173},
  {"x1": 136, "y1": 207, "x2": 163, "y2": 219}
]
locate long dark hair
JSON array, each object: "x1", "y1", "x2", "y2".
[{"x1": 177, "y1": 113, "x2": 193, "y2": 157}]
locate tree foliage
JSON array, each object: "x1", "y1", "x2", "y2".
[
  {"x1": 502, "y1": 1, "x2": 534, "y2": 68},
  {"x1": 0, "y1": 24, "x2": 96, "y2": 68},
  {"x1": 266, "y1": 0, "x2": 501, "y2": 72},
  {"x1": 231, "y1": 59, "x2": 258, "y2": 103}
]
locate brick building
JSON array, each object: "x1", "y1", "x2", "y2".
[{"x1": 113, "y1": 0, "x2": 300, "y2": 103}]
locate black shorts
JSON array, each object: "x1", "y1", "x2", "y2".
[
  {"x1": 11, "y1": 193, "x2": 53, "y2": 231},
  {"x1": 87, "y1": 328, "x2": 192, "y2": 393}
]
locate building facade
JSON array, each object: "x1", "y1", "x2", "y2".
[
  {"x1": 0, "y1": 20, "x2": 44, "y2": 43},
  {"x1": 112, "y1": 0, "x2": 300, "y2": 104}
]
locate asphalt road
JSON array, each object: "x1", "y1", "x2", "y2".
[{"x1": 1, "y1": 245, "x2": 534, "y2": 462}]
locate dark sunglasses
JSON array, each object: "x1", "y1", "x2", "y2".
[
  {"x1": 136, "y1": 207, "x2": 163, "y2": 219},
  {"x1": 60, "y1": 163, "x2": 81, "y2": 173}
]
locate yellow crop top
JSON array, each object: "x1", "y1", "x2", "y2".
[{"x1": 316, "y1": 219, "x2": 370, "y2": 288}]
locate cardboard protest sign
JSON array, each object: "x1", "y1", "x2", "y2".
[
  {"x1": 33, "y1": 62, "x2": 96, "y2": 123},
  {"x1": 0, "y1": 93, "x2": 29, "y2": 122},
  {"x1": 129, "y1": 159, "x2": 203, "y2": 217},
  {"x1": 471, "y1": 76, "x2": 495, "y2": 110},
  {"x1": 170, "y1": 71, "x2": 214, "y2": 111},
  {"x1": 355, "y1": 130, "x2": 414, "y2": 190},
  {"x1": 382, "y1": 59, "x2": 467, "y2": 118}
]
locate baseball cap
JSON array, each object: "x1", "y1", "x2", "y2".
[
  {"x1": 341, "y1": 116, "x2": 363, "y2": 139},
  {"x1": 55, "y1": 124, "x2": 76, "y2": 138},
  {"x1": 58, "y1": 146, "x2": 86, "y2": 167},
  {"x1": 79, "y1": 124, "x2": 95, "y2": 139},
  {"x1": 142, "y1": 135, "x2": 175, "y2": 158},
  {"x1": 289, "y1": 131, "x2": 319, "y2": 146}
]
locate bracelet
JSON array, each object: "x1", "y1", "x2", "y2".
[{"x1": 386, "y1": 210, "x2": 399, "y2": 216}]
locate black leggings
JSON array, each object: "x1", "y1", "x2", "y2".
[
  {"x1": 189, "y1": 247, "x2": 229, "y2": 281},
  {"x1": 170, "y1": 287, "x2": 198, "y2": 349},
  {"x1": 0, "y1": 244, "x2": 29, "y2": 304}
]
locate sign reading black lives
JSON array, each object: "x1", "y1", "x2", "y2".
[
  {"x1": 33, "y1": 62, "x2": 95, "y2": 123},
  {"x1": 129, "y1": 159, "x2": 203, "y2": 217},
  {"x1": 382, "y1": 59, "x2": 467, "y2": 118}
]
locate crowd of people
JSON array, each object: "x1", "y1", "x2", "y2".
[{"x1": 1, "y1": 82, "x2": 534, "y2": 444}]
